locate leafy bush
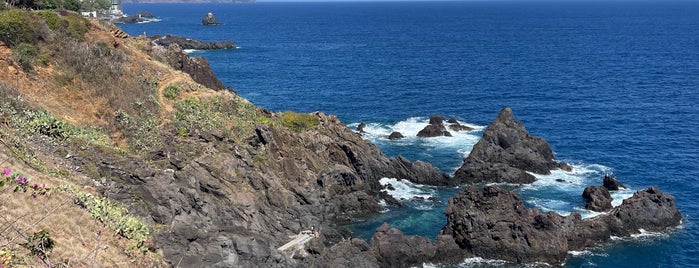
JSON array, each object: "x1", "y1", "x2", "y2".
[
  {"x1": 115, "y1": 109, "x2": 161, "y2": 152},
  {"x1": 163, "y1": 85, "x2": 180, "y2": 99},
  {"x1": 35, "y1": 10, "x2": 91, "y2": 40},
  {"x1": 280, "y1": 111, "x2": 319, "y2": 132},
  {"x1": 12, "y1": 42, "x2": 38, "y2": 72},
  {"x1": 70, "y1": 187, "x2": 151, "y2": 253},
  {"x1": 0, "y1": 9, "x2": 45, "y2": 47}
]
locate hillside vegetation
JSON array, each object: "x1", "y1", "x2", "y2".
[
  {"x1": 0, "y1": 8, "x2": 277, "y2": 267},
  {"x1": 0, "y1": 7, "x2": 447, "y2": 267}
]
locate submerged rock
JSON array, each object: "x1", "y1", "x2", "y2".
[{"x1": 453, "y1": 107, "x2": 569, "y2": 184}]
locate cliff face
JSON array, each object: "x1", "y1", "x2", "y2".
[{"x1": 0, "y1": 12, "x2": 444, "y2": 267}]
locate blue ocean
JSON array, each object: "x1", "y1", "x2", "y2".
[{"x1": 120, "y1": 1, "x2": 699, "y2": 267}]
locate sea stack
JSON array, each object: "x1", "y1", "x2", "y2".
[
  {"x1": 202, "y1": 12, "x2": 221, "y2": 25},
  {"x1": 453, "y1": 107, "x2": 570, "y2": 184}
]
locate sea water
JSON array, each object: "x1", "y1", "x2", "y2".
[{"x1": 120, "y1": 1, "x2": 699, "y2": 266}]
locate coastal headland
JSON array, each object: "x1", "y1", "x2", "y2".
[{"x1": 0, "y1": 9, "x2": 681, "y2": 267}]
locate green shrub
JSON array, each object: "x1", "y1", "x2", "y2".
[
  {"x1": 0, "y1": 9, "x2": 43, "y2": 47},
  {"x1": 115, "y1": 109, "x2": 161, "y2": 152},
  {"x1": 163, "y1": 85, "x2": 180, "y2": 99},
  {"x1": 12, "y1": 42, "x2": 38, "y2": 72},
  {"x1": 280, "y1": 111, "x2": 319, "y2": 132},
  {"x1": 36, "y1": 10, "x2": 90, "y2": 40},
  {"x1": 25, "y1": 109, "x2": 69, "y2": 139},
  {"x1": 69, "y1": 187, "x2": 150, "y2": 253}
]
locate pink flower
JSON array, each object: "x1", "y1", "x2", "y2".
[
  {"x1": 33, "y1": 183, "x2": 38, "y2": 189},
  {"x1": 32, "y1": 193, "x2": 37, "y2": 199},
  {"x1": 2, "y1": 169, "x2": 9, "y2": 176}
]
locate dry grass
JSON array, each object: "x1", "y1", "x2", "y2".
[{"x1": 0, "y1": 152, "x2": 166, "y2": 267}]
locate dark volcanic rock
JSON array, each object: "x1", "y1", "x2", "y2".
[
  {"x1": 567, "y1": 187, "x2": 682, "y2": 250},
  {"x1": 386, "y1": 156, "x2": 453, "y2": 186},
  {"x1": 357, "y1": 123, "x2": 366, "y2": 133},
  {"x1": 158, "y1": 44, "x2": 227, "y2": 90},
  {"x1": 88, "y1": 111, "x2": 449, "y2": 267},
  {"x1": 417, "y1": 114, "x2": 452, "y2": 137},
  {"x1": 202, "y1": 12, "x2": 222, "y2": 25},
  {"x1": 441, "y1": 185, "x2": 682, "y2": 265},
  {"x1": 448, "y1": 122, "x2": 474, "y2": 132},
  {"x1": 453, "y1": 107, "x2": 568, "y2": 184},
  {"x1": 370, "y1": 223, "x2": 437, "y2": 268},
  {"x1": 388, "y1": 131, "x2": 404, "y2": 140},
  {"x1": 603, "y1": 174, "x2": 626, "y2": 191},
  {"x1": 417, "y1": 124, "x2": 451, "y2": 137},
  {"x1": 432, "y1": 234, "x2": 469, "y2": 264},
  {"x1": 582, "y1": 186, "x2": 613, "y2": 212},
  {"x1": 151, "y1": 34, "x2": 235, "y2": 50},
  {"x1": 428, "y1": 114, "x2": 445, "y2": 125},
  {"x1": 441, "y1": 186, "x2": 569, "y2": 264},
  {"x1": 606, "y1": 187, "x2": 683, "y2": 235},
  {"x1": 313, "y1": 239, "x2": 379, "y2": 268},
  {"x1": 447, "y1": 117, "x2": 459, "y2": 124}
]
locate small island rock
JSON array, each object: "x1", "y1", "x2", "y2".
[
  {"x1": 388, "y1": 131, "x2": 404, "y2": 140},
  {"x1": 202, "y1": 12, "x2": 222, "y2": 25}
]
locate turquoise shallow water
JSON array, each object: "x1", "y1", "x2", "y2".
[{"x1": 121, "y1": 2, "x2": 699, "y2": 266}]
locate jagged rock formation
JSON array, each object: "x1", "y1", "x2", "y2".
[
  {"x1": 93, "y1": 112, "x2": 452, "y2": 267},
  {"x1": 446, "y1": 116, "x2": 474, "y2": 132},
  {"x1": 603, "y1": 174, "x2": 626, "y2": 190},
  {"x1": 151, "y1": 34, "x2": 235, "y2": 50},
  {"x1": 313, "y1": 239, "x2": 378, "y2": 268},
  {"x1": 441, "y1": 186, "x2": 569, "y2": 264},
  {"x1": 417, "y1": 115, "x2": 452, "y2": 137},
  {"x1": 202, "y1": 12, "x2": 222, "y2": 25},
  {"x1": 370, "y1": 223, "x2": 437, "y2": 268},
  {"x1": 438, "y1": 185, "x2": 682, "y2": 265},
  {"x1": 582, "y1": 186, "x2": 613, "y2": 212},
  {"x1": 567, "y1": 186, "x2": 682, "y2": 250},
  {"x1": 152, "y1": 43, "x2": 227, "y2": 90},
  {"x1": 453, "y1": 107, "x2": 571, "y2": 184}
]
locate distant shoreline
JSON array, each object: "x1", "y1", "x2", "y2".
[{"x1": 122, "y1": 0, "x2": 255, "y2": 3}]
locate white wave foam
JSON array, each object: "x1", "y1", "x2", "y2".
[
  {"x1": 183, "y1": 49, "x2": 202, "y2": 54},
  {"x1": 379, "y1": 177, "x2": 436, "y2": 201},
  {"x1": 422, "y1": 257, "x2": 509, "y2": 268},
  {"x1": 568, "y1": 250, "x2": 609, "y2": 257},
  {"x1": 515, "y1": 163, "x2": 646, "y2": 219}
]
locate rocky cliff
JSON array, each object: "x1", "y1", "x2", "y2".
[{"x1": 0, "y1": 11, "x2": 448, "y2": 267}]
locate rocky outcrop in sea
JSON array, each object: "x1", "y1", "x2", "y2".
[
  {"x1": 453, "y1": 107, "x2": 571, "y2": 184},
  {"x1": 202, "y1": 12, "x2": 222, "y2": 25},
  {"x1": 437, "y1": 185, "x2": 682, "y2": 265},
  {"x1": 151, "y1": 34, "x2": 236, "y2": 50}
]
